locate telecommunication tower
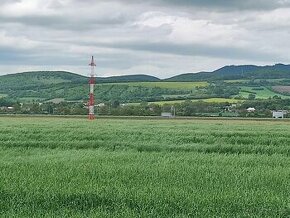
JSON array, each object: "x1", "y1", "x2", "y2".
[{"x1": 88, "y1": 56, "x2": 96, "y2": 120}]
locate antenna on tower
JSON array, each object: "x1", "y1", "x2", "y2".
[
  {"x1": 89, "y1": 56, "x2": 96, "y2": 67},
  {"x1": 88, "y1": 56, "x2": 96, "y2": 120}
]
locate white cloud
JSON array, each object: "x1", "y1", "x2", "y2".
[
  {"x1": 0, "y1": 31, "x2": 38, "y2": 49},
  {"x1": 0, "y1": 0, "x2": 290, "y2": 77},
  {"x1": 0, "y1": 0, "x2": 58, "y2": 17}
]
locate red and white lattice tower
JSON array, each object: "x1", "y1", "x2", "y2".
[{"x1": 88, "y1": 56, "x2": 96, "y2": 120}]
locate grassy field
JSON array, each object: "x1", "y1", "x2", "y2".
[
  {"x1": 0, "y1": 117, "x2": 290, "y2": 217},
  {"x1": 19, "y1": 97, "x2": 47, "y2": 103},
  {"x1": 239, "y1": 86, "x2": 289, "y2": 99},
  {"x1": 273, "y1": 86, "x2": 290, "y2": 94},
  {"x1": 131, "y1": 98, "x2": 243, "y2": 105},
  {"x1": 0, "y1": 93, "x2": 7, "y2": 98},
  {"x1": 224, "y1": 79, "x2": 288, "y2": 84},
  {"x1": 224, "y1": 79, "x2": 250, "y2": 83},
  {"x1": 110, "y1": 82, "x2": 208, "y2": 90}
]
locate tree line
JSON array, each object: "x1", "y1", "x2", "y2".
[{"x1": 1, "y1": 97, "x2": 290, "y2": 118}]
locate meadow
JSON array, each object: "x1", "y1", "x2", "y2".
[
  {"x1": 0, "y1": 117, "x2": 290, "y2": 217},
  {"x1": 239, "y1": 86, "x2": 289, "y2": 99},
  {"x1": 109, "y1": 82, "x2": 209, "y2": 90},
  {"x1": 129, "y1": 97, "x2": 243, "y2": 106},
  {"x1": 128, "y1": 81, "x2": 208, "y2": 89},
  {"x1": 145, "y1": 98, "x2": 243, "y2": 105},
  {"x1": 0, "y1": 94, "x2": 7, "y2": 98}
]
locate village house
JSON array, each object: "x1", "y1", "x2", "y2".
[
  {"x1": 246, "y1": 107, "x2": 255, "y2": 113},
  {"x1": 272, "y1": 110, "x2": 287, "y2": 119}
]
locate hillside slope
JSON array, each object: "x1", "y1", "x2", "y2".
[
  {"x1": 0, "y1": 71, "x2": 160, "y2": 90},
  {"x1": 0, "y1": 71, "x2": 163, "y2": 102},
  {"x1": 1, "y1": 64, "x2": 290, "y2": 87},
  {"x1": 96, "y1": 74, "x2": 160, "y2": 83},
  {"x1": 166, "y1": 64, "x2": 290, "y2": 81},
  {"x1": 0, "y1": 71, "x2": 87, "y2": 91},
  {"x1": 1, "y1": 64, "x2": 290, "y2": 103}
]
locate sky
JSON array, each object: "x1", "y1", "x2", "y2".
[{"x1": 1, "y1": 0, "x2": 290, "y2": 78}]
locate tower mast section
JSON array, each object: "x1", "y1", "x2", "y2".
[{"x1": 88, "y1": 56, "x2": 96, "y2": 120}]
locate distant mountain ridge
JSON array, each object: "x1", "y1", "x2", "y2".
[
  {"x1": 0, "y1": 71, "x2": 160, "y2": 91},
  {"x1": 166, "y1": 64, "x2": 290, "y2": 81},
  {"x1": 1, "y1": 64, "x2": 290, "y2": 86},
  {"x1": 1, "y1": 63, "x2": 290, "y2": 104},
  {"x1": 96, "y1": 74, "x2": 160, "y2": 83}
]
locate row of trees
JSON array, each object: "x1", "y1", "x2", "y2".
[{"x1": 1, "y1": 97, "x2": 290, "y2": 118}]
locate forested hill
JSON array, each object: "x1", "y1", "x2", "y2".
[
  {"x1": 0, "y1": 71, "x2": 87, "y2": 90},
  {"x1": 166, "y1": 64, "x2": 290, "y2": 81},
  {"x1": 1, "y1": 64, "x2": 290, "y2": 87},
  {"x1": 0, "y1": 71, "x2": 160, "y2": 90},
  {"x1": 1, "y1": 64, "x2": 290, "y2": 104},
  {"x1": 96, "y1": 74, "x2": 160, "y2": 83}
]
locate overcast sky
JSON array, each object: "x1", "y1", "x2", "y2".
[{"x1": 1, "y1": 0, "x2": 290, "y2": 78}]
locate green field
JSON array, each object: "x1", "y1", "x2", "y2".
[
  {"x1": 0, "y1": 93, "x2": 7, "y2": 98},
  {"x1": 238, "y1": 86, "x2": 290, "y2": 99},
  {"x1": 224, "y1": 79, "x2": 288, "y2": 84},
  {"x1": 19, "y1": 97, "x2": 47, "y2": 103},
  {"x1": 111, "y1": 82, "x2": 208, "y2": 90},
  {"x1": 132, "y1": 98, "x2": 243, "y2": 105},
  {"x1": 224, "y1": 79, "x2": 251, "y2": 83},
  {"x1": 0, "y1": 117, "x2": 290, "y2": 217}
]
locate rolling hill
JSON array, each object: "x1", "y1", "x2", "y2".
[
  {"x1": 0, "y1": 71, "x2": 87, "y2": 91},
  {"x1": 1, "y1": 63, "x2": 290, "y2": 103},
  {"x1": 166, "y1": 64, "x2": 290, "y2": 81},
  {"x1": 1, "y1": 63, "x2": 290, "y2": 87},
  {"x1": 0, "y1": 71, "x2": 160, "y2": 90},
  {"x1": 96, "y1": 74, "x2": 160, "y2": 83}
]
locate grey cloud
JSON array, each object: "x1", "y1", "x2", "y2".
[
  {"x1": 156, "y1": 0, "x2": 290, "y2": 10},
  {"x1": 0, "y1": 44, "x2": 140, "y2": 68},
  {"x1": 154, "y1": 0, "x2": 288, "y2": 10},
  {"x1": 83, "y1": 40, "x2": 281, "y2": 62},
  {"x1": 0, "y1": 0, "x2": 137, "y2": 31},
  {"x1": 0, "y1": 14, "x2": 129, "y2": 31},
  {"x1": 1, "y1": 0, "x2": 290, "y2": 77},
  {"x1": 0, "y1": 0, "x2": 20, "y2": 5},
  {"x1": 0, "y1": 46, "x2": 35, "y2": 65},
  {"x1": 84, "y1": 0, "x2": 290, "y2": 10},
  {"x1": 93, "y1": 0, "x2": 290, "y2": 10},
  {"x1": 98, "y1": 0, "x2": 290, "y2": 10}
]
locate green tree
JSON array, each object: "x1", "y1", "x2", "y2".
[{"x1": 248, "y1": 93, "x2": 256, "y2": 100}]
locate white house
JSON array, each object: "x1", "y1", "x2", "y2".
[
  {"x1": 161, "y1": 112, "x2": 173, "y2": 118},
  {"x1": 246, "y1": 107, "x2": 255, "y2": 113},
  {"x1": 97, "y1": 103, "x2": 105, "y2": 107},
  {"x1": 272, "y1": 110, "x2": 287, "y2": 119}
]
